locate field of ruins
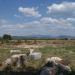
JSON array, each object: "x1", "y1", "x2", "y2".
[{"x1": 0, "y1": 39, "x2": 75, "y2": 72}]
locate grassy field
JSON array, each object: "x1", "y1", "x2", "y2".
[{"x1": 0, "y1": 40, "x2": 75, "y2": 71}]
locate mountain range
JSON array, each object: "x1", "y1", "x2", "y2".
[{"x1": 12, "y1": 35, "x2": 75, "y2": 40}]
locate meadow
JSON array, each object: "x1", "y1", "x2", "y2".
[{"x1": 0, "y1": 39, "x2": 75, "y2": 71}]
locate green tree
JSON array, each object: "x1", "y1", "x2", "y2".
[
  {"x1": 3, "y1": 34, "x2": 12, "y2": 40},
  {"x1": 0, "y1": 37, "x2": 1, "y2": 39}
]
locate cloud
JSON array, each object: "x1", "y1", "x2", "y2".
[
  {"x1": 0, "y1": 16, "x2": 75, "y2": 36},
  {"x1": 67, "y1": 18, "x2": 75, "y2": 22},
  {"x1": 0, "y1": 17, "x2": 72, "y2": 30},
  {"x1": 18, "y1": 7, "x2": 41, "y2": 17},
  {"x1": 47, "y1": 2, "x2": 75, "y2": 18},
  {"x1": 40, "y1": 17, "x2": 71, "y2": 26},
  {"x1": 0, "y1": 19, "x2": 8, "y2": 24}
]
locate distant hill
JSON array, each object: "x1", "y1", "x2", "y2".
[{"x1": 12, "y1": 35, "x2": 75, "y2": 40}]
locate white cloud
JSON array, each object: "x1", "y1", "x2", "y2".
[
  {"x1": 18, "y1": 7, "x2": 41, "y2": 17},
  {"x1": 0, "y1": 19, "x2": 8, "y2": 24},
  {"x1": 67, "y1": 18, "x2": 75, "y2": 22},
  {"x1": 40, "y1": 17, "x2": 71, "y2": 26},
  {"x1": 0, "y1": 17, "x2": 73, "y2": 31},
  {"x1": 0, "y1": 17, "x2": 75, "y2": 36},
  {"x1": 40, "y1": 17, "x2": 59, "y2": 24},
  {"x1": 47, "y1": 2, "x2": 75, "y2": 18}
]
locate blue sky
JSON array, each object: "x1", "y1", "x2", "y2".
[{"x1": 0, "y1": 0, "x2": 75, "y2": 36}]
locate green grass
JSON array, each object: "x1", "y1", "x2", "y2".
[
  {"x1": 38, "y1": 46, "x2": 75, "y2": 70},
  {"x1": 0, "y1": 40, "x2": 75, "y2": 70}
]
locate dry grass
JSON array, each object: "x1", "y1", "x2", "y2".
[{"x1": 0, "y1": 40, "x2": 75, "y2": 70}]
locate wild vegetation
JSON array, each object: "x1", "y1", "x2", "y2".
[{"x1": 0, "y1": 38, "x2": 75, "y2": 72}]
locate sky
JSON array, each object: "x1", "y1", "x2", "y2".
[{"x1": 0, "y1": 0, "x2": 75, "y2": 36}]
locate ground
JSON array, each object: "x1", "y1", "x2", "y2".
[{"x1": 0, "y1": 40, "x2": 75, "y2": 71}]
